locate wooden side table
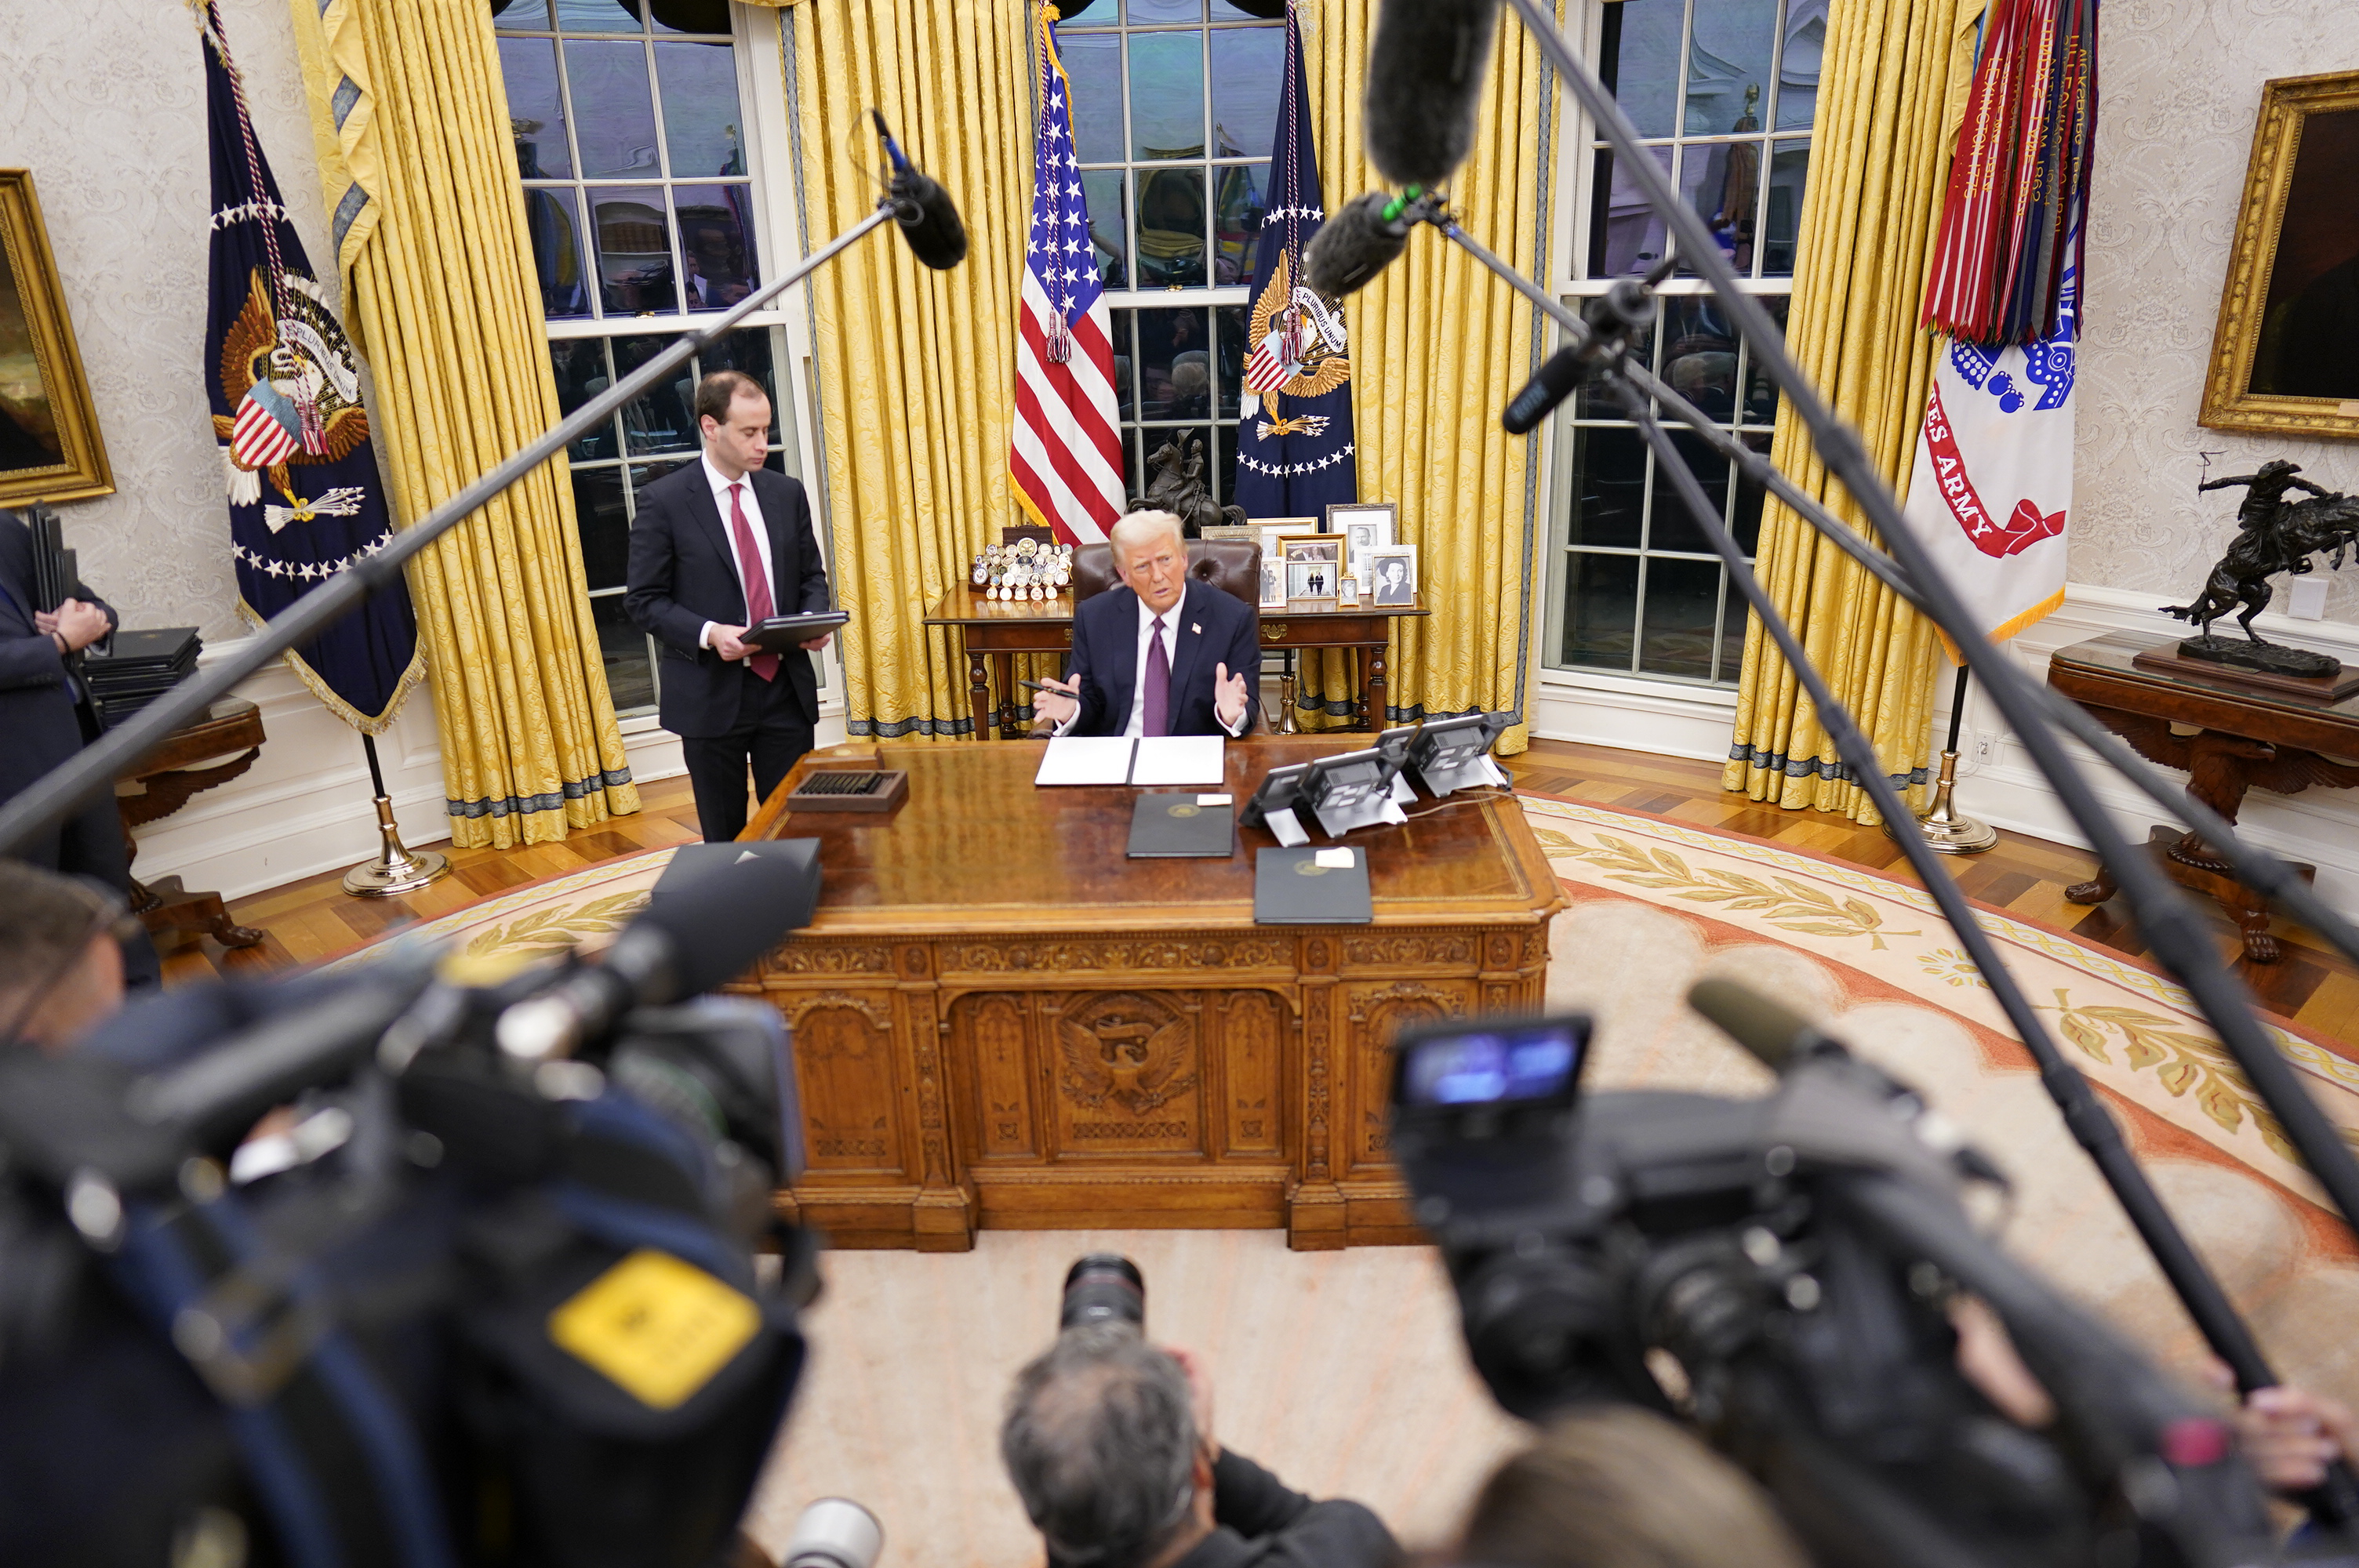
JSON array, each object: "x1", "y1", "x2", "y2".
[
  {"x1": 923, "y1": 589, "x2": 1431, "y2": 738},
  {"x1": 116, "y1": 696, "x2": 269, "y2": 949},
  {"x1": 2046, "y1": 633, "x2": 2359, "y2": 962}
]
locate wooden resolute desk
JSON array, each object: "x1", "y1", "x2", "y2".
[
  {"x1": 738, "y1": 738, "x2": 1563, "y2": 1250},
  {"x1": 923, "y1": 588, "x2": 1431, "y2": 739}
]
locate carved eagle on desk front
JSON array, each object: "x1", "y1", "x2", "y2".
[{"x1": 1059, "y1": 1004, "x2": 1195, "y2": 1118}]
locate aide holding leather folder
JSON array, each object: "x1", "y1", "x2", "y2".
[
  {"x1": 1031, "y1": 510, "x2": 1258, "y2": 739},
  {"x1": 625, "y1": 370, "x2": 834, "y2": 842}
]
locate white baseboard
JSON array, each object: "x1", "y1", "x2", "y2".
[{"x1": 1528, "y1": 666, "x2": 1739, "y2": 761}]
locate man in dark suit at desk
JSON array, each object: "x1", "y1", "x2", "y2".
[
  {"x1": 625, "y1": 370, "x2": 834, "y2": 842},
  {"x1": 1032, "y1": 510, "x2": 1258, "y2": 738},
  {"x1": 0, "y1": 512, "x2": 158, "y2": 985}
]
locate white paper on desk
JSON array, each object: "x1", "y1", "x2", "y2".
[
  {"x1": 1127, "y1": 735, "x2": 1225, "y2": 786},
  {"x1": 1034, "y1": 736, "x2": 1136, "y2": 786},
  {"x1": 1313, "y1": 848, "x2": 1357, "y2": 869}
]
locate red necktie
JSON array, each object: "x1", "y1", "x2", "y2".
[{"x1": 728, "y1": 481, "x2": 779, "y2": 682}]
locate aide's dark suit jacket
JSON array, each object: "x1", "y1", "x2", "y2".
[
  {"x1": 0, "y1": 514, "x2": 116, "y2": 811},
  {"x1": 623, "y1": 462, "x2": 831, "y2": 739},
  {"x1": 1063, "y1": 577, "x2": 1260, "y2": 738}
]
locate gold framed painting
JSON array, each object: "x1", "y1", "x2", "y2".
[
  {"x1": 2200, "y1": 72, "x2": 2359, "y2": 441},
  {"x1": 0, "y1": 171, "x2": 111, "y2": 505}
]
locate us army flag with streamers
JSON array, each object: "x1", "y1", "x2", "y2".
[{"x1": 202, "y1": 2, "x2": 420, "y2": 731}]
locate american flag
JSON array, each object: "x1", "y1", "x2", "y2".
[{"x1": 1009, "y1": 11, "x2": 1122, "y2": 546}]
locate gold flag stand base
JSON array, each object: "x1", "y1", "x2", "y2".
[
  {"x1": 342, "y1": 735, "x2": 450, "y2": 897},
  {"x1": 1891, "y1": 747, "x2": 1999, "y2": 855},
  {"x1": 1276, "y1": 652, "x2": 1301, "y2": 735}
]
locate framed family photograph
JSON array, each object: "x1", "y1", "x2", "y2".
[
  {"x1": 0, "y1": 170, "x2": 112, "y2": 506},
  {"x1": 1325, "y1": 501, "x2": 1397, "y2": 580},
  {"x1": 2201, "y1": 71, "x2": 2359, "y2": 440},
  {"x1": 1364, "y1": 544, "x2": 1419, "y2": 606},
  {"x1": 1281, "y1": 533, "x2": 1340, "y2": 604}
]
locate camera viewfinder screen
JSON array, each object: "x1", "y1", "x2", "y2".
[{"x1": 1401, "y1": 1022, "x2": 1586, "y2": 1109}]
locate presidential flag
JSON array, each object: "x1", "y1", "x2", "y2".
[
  {"x1": 202, "y1": 2, "x2": 420, "y2": 731},
  {"x1": 1232, "y1": 2, "x2": 1357, "y2": 520},
  {"x1": 1009, "y1": 6, "x2": 1125, "y2": 546}
]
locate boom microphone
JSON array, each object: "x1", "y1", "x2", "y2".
[
  {"x1": 1501, "y1": 271, "x2": 1664, "y2": 434},
  {"x1": 1303, "y1": 190, "x2": 1418, "y2": 299},
  {"x1": 1365, "y1": 0, "x2": 1502, "y2": 188},
  {"x1": 1685, "y1": 976, "x2": 1845, "y2": 1072},
  {"x1": 872, "y1": 111, "x2": 968, "y2": 270},
  {"x1": 1501, "y1": 346, "x2": 1580, "y2": 436}
]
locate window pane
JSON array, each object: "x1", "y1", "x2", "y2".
[
  {"x1": 1740, "y1": 295, "x2": 1791, "y2": 422},
  {"x1": 591, "y1": 593, "x2": 656, "y2": 713},
  {"x1": 1212, "y1": 161, "x2": 1267, "y2": 289},
  {"x1": 1565, "y1": 426, "x2": 1647, "y2": 549},
  {"x1": 1209, "y1": 27, "x2": 1284, "y2": 159},
  {"x1": 1129, "y1": 0, "x2": 1204, "y2": 22},
  {"x1": 1641, "y1": 557, "x2": 1721, "y2": 679},
  {"x1": 626, "y1": 457, "x2": 690, "y2": 511},
  {"x1": 1215, "y1": 304, "x2": 1249, "y2": 419},
  {"x1": 648, "y1": 0, "x2": 729, "y2": 35},
  {"x1": 1082, "y1": 169, "x2": 1129, "y2": 287},
  {"x1": 1062, "y1": 34, "x2": 1125, "y2": 164},
  {"x1": 1776, "y1": 2, "x2": 1826, "y2": 131},
  {"x1": 1136, "y1": 307, "x2": 1213, "y2": 423},
  {"x1": 1561, "y1": 553, "x2": 1641, "y2": 670},
  {"x1": 1574, "y1": 311, "x2": 1656, "y2": 419},
  {"x1": 565, "y1": 42, "x2": 659, "y2": 177},
  {"x1": 1719, "y1": 570, "x2": 1749, "y2": 680},
  {"x1": 522, "y1": 187, "x2": 591, "y2": 318},
  {"x1": 674, "y1": 184, "x2": 757, "y2": 307},
  {"x1": 555, "y1": 0, "x2": 641, "y2": 31},
  {"x1": 1732, "y1": 431, "x2": 1772, "y2": 555},
  {"x1": 551, "y1": 338, "x2": 620, "y2": 460},
  {"x1": 500, "y1": 38, "x2": 572, "y2": 177},
  {"x1": 496, "y1": 0, "x2": 554, "y2": 31},
  {"x1": 1647, "y1": 428, "x2": 1731, "y2": 554},
  {"x1": 588, "y1": 186, "x2": 672, "y2": 312},
  {"x1": 1210, "y1": 0, "x2": 1274, "y2": 16},
  {"x1": 574, "y1": 466, "x2": 631, "y2": 589},
  {"x1": 655, "y1": 42, "x2": 745, "y2": 177},
  {"x1": 700, "y1": 328, "x2": 780, "y2": 438},
  {"x1": 1659, "y1": 296, "x2": 1739, "y2": 421},
  {"x1": 1121, "y1": 426, "x2": 1142, "y2": 505},
  {"x1": 614, "y1": 336, "x2": 697, "y2": 455},
  {"x1": 1129, "y1": 31, "x2": 1205, "y2": 158},
  {"x1": 1686, "y1": 0, "x2": 1776, "y2": 137},
  {"x1": 1762, "y1": 141, "x2": 1808, "y2": 277},
  {"x1": 1215, "y1": 422, "x2": 1238, "y2": 508},
  {"x1": 1135, "y1": 166, "x2": 1207, "y2": 287},
  {"x1": 1588, "y1": 146, "x2": 1674, "y2": 278},
  {"x1": 1111, "y1": 309, "x2": 1137, "y2": 419},
  {"x1": 1677, "y1": 140, "x2": 1762, "y2": 275},
  {"x1": 1060, "y1": 0, "x2": 1115, "y2": 24},
  {"x1": 1598, "y1": 0, "x2": 1682, "y2": 140}
]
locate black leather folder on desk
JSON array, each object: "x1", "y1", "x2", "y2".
[
  {"x1": 1252, "y1": 847, "x2": 1372, "y2": 924},
  {"x1": 1125, "y1": 793, "x2": 1236, "y2": 858}
]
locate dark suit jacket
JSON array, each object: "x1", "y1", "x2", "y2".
[
  {"x1": 1063, "y1": 578, "x2": 1259, "y2": 738},
  {"x1": 0, "y1": 514, "x2": 116, "y2": 808},
  {"x1": 623, "y1": 460, "x2": 831, "y2": 738}
]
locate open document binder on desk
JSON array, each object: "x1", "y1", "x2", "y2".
[{"x1": 1033, "y1": 735, "x2": 1225, "y2": 787}]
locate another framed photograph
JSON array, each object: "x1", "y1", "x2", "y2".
[
  {"x1": 2201, "y1": 72, "x2": 2359, "y2": 439},
  {"x1": 0, "y1": 170, "x2": 113, "y2": 506},
  {"x1": 1281, "y1": 533, "x2": 1340, "y2": 604},
  {"x1": 1256, "y1": 546, "x2": 1286, "y2": 610},
  {"x1": 1326, "y1": 502, "x2": 1397, "y2": 579},
  {"x1": 1364, "y1": 544, "x2": 1418, "y2": 606}
]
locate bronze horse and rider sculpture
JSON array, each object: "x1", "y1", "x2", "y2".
[{"x1": 2162, "y1": 459, "x2": 2359, "y2": 679}]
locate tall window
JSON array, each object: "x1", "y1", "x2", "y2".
[
  {"x1": 1055, "y1": 0, "x2": 1286, "y2": 506},
  {"x1": 494, "y1": 0, "x2": 798, "y2": 717},
  {"x1": 1547, "y1": 0, "x2": 1823, "y2": 687}
]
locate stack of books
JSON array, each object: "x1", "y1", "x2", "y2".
[{"x1": 83, "y1": 627, "x2": 202, "y2": 724}]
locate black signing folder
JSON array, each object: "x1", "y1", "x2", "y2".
[
  {"x1": 747, "y1": 610, "x2": 850, "y2": 653},
  {"x1": 1126, "y1": 793, "x2": 1237, "y2": 858},
  {"x1": 1252, "y1": 846, "x2": 1372, "y2": 924}
]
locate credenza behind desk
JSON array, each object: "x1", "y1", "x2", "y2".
[{"x1": 738, "y1": 738, "x2": 1563, "y2": 1250}]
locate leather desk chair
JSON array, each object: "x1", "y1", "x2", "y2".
[{"x1": 1071, "y1": 539, "x2": 1263, "y2": 612}]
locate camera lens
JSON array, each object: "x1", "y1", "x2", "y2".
[
  {"x1": 783, "y1": 1497, "x2": 883, "y2": 1568},
  {"x1": 1060, "y1": 1253, "x2": 1146, "y2": 1332}
]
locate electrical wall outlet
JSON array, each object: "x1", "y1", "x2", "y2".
[
  {"x1": 2288, "y1": 576, "x2": 2328, "y2": 620},
  {"x1": 1971, "y1": 733, "x2": 1995, "y2": 764}
]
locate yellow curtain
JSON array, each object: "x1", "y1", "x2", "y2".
[
  {"x1": 289, "y1": 0, "x2": 640, "y2": 845},
  {"x1": 1721, "y1": 0, "x2": 1985, "y2": 825},
  {"x1": 784, "y1": 0, "x2": 1549, "y2": 745}
]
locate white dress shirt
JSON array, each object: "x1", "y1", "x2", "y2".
[
  {"x1": 697, "y1": 452, "x2": 776, "y2": 652},
  {"x1": 1055, "y1": 593, "x2": 1249, "y2": 738}
]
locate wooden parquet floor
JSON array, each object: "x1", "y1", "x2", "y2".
[{"x1": 162, "y1": 742, "x2": 2359, "y2": 1046}]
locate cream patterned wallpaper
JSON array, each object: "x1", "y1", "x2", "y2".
[
  {"x1": 2074, "y1": 0, "x2": 2359, "y2": 618},
  {"x1": 5, "y1": 0, "x2": 332, "y2": 639}
]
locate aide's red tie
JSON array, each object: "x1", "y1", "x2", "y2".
[{"x1": 727, "y1": 481, "x2": 780, "y2": 682}]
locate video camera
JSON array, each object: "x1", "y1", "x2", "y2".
[
  {"x1": 1387, "y1": 989, "x2": 2310, "y2": 1568},
  {"x1": 0, "y1": 848, "x2": 823, "y2": 1568}
]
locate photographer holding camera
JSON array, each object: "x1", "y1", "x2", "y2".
[{"x1": 1001, "y1": 1321, "x2": 1401, "y2": 1568}]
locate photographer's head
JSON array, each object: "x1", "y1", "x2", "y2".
[
  {"x1": 1001, "y1": 1323, "x2": 1212, "y2": 1568},
  {"x1": 1456, "y1": 1406, "x2": 1807, "y2": 1568},
  {"x1": 0, "y1": 861, "x2": 126, "y2": 1055}
]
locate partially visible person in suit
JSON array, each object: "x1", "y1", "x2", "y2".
[
  {"x1": 0, "y1": 860, "x2": 127, "y2": 1054},
  {"x1": 625, "y1": 371, "x2": 834, "y2": 843},
  {"x1": 1032, "y1": 510, "x2": 1257, "y2": 739},
  {"x1": 0, "y1": 510, "x2": 158, "y2": 987}
]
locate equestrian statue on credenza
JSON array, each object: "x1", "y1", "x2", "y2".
[
  {"x1": 2161, "y1": 459, "x2": 2359, "y2": 678},
  {"x1": 1132, "y1": 434, "x2": 1247, "y2": 539}
]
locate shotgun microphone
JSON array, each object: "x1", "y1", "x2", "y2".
[
  {"x1": 872, "y1": 111, "x2": 968, "y2": 270},
  {"x1": 1365, "y1": 0, "x2": 1502, "y2": 189},
  {"x1": 1500, "y1": 277, "x2": 1661, "y2": 434},
  {"x1": 1303, "y1": 190, "x2": 1421, "y2": 299}
]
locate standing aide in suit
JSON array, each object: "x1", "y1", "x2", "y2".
[
  {"x1": 1031, "y1": 510, "x2": 1258, "y2": 738},
  {"x1": 0, "y1": 511, "x2": 159, "y2": 987},
  {"x1": 624, "y1": 370, "x2": 834, "y2": 842}
]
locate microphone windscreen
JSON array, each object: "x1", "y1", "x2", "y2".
[
  {"x1": 1365, "y1": 0, "x2": 1501, "y2": 189},
  {"x1": 1502, "y1": 345, "x2": 1584, "y2": 435},
  {"x1": 1303, "y1": 192, "x2": 1411, "y2": 299},
  {"x1": 621, "y1": 850, "x2": 822, "y2": 1004},
  {"x1": 892, "y1": 169, "x2": 969, "y2": 270},
  {"x1": 1685, "y1": 976, "x2": 1817, "y2": 1072}
]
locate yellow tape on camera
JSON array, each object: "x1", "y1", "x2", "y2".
[{"x1": 547, "y1": 1249, "x2": 761, "y2": 1410}]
